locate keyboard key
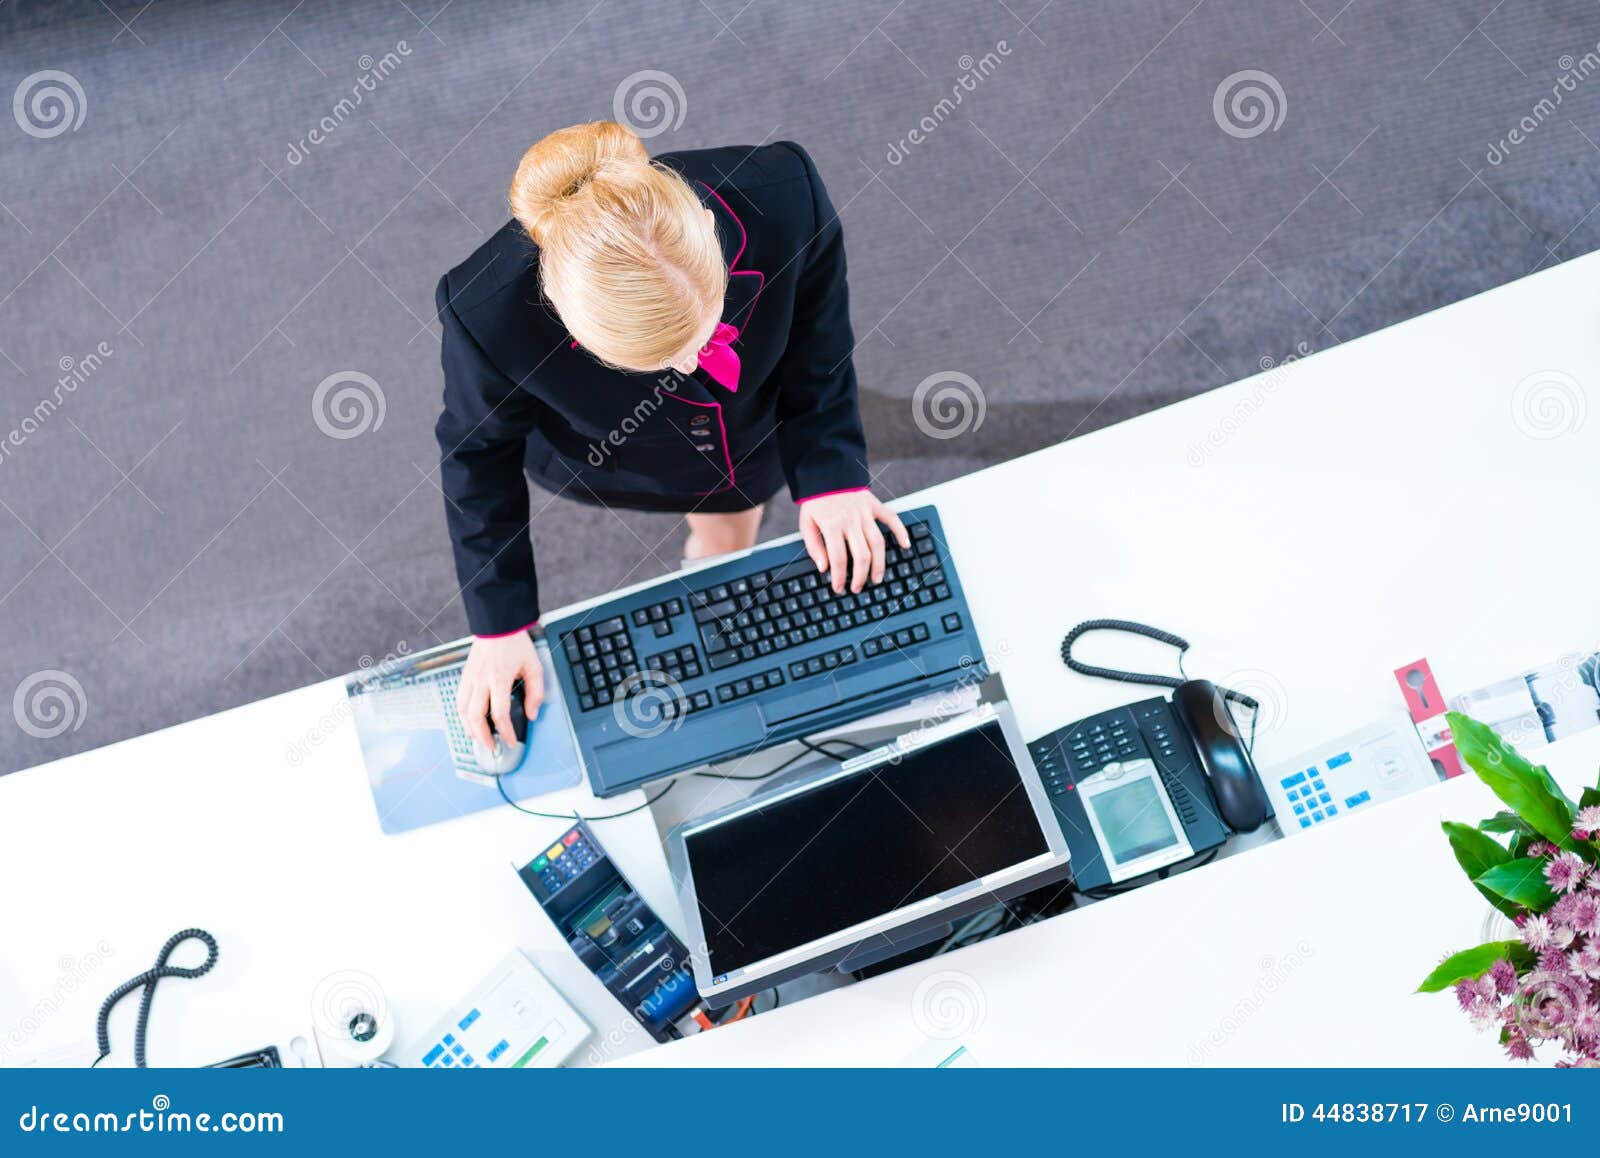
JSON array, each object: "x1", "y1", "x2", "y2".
[{"x1": 596, "y1": 617, "x2": 625, "y2": 636}]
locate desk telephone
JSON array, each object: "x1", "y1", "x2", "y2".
[{"x1": 1027, "y1": 620, "x2": 1272, "y2": 891}]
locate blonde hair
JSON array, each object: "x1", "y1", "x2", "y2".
[{"x1": 510, "y1": 121, "x2": 726, "y2": 372}]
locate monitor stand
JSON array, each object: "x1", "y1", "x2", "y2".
[{"x1": 836, "y1": 922, "x2": 954, "y2": 973}]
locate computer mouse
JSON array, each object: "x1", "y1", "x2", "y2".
[
  {"x1": 472, "y1": 681, "x2": 529, "y2": 775},
  {"x1": 1171, "y1": 678, "x2": 1270, "y2": 832}
]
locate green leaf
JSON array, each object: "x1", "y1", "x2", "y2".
[
  {"x1": 1447, "y1": 712, "x2": 1576, "y2": 850},
  {"x1": 1417, "y1": 941, "x2": 1520, "y2": 993},
  {"x1": 1475, "y1": 858, "x2": 1557, "y2": 909},
  {"x1": 1443, "y1": 822, "x2": 1519, "y2": 917},
  {"x1": 1580, "y1": 785, "x2": 1600, "y2": 812},
  {"x1": 1480, "y1": 811, "x2": 1535, "y2": 837}
]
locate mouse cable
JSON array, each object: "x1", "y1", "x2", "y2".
[
  {"x1": 92, "y1": 928, "x2": 218, "y2": 1068},
  {"x1": 496, "y1": 776, "x2": 675, "y2": 821}
]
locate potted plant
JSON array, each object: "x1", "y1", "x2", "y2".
[{"x1": 1416, "y1": 712, "x2": 1600, "y2": 1065}]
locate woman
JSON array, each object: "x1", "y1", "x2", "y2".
[{"x1": 436, "y1": 121, "x2": 906, "y2": 750}]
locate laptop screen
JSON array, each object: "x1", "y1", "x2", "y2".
[{"x1": 683, "y1": 718, "x2": 1050, "y2": 978}]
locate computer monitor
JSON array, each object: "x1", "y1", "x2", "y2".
[{"x1": 666, "y1": 698, "x2": 1072, "y2": 1003}]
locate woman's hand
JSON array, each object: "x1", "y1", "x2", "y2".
[
  {"x1": 457, "y1": 630, "x2": 545, "y2": 749},
  {"x1": 798, "y1": 490, "x2": 910, "y2": 595}
]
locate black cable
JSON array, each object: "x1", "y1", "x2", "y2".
[
  {"x1": 1060, "y1": 618, "x2": 1259, "y2": 711},
  {"x1": 694, "y1": 738, "x2": 861, "y2": 783},
  {"x1": 496, "y1": 775, "x2": 675, "y2": 821},
  {"x1": 93, "y1": 928, "x2": 218, "y2": 1068},
  {"x1": 1080, "y1": 847, "x2": 1220, "y2": 900}
]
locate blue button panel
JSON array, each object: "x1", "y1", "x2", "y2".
[{"x1": 1279, "y1": 771, "x2": 1307, "y2": 789}]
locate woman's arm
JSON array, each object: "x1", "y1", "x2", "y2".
[
  {"x1": 435, "y1": 276, "x2": 542, "y2": 636},
  {"x1": 435, "y1": 277, "x2": 546, "y2": 746},
  {"x1": 769, "y1": 142, "x2": 872, "y2": 503},
  {"x1": 769, "y1": 144, "x2": 906, "y2": 593}
]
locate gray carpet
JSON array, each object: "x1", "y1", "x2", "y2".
[{"x1": 3, "y1": 0, "x2": 1599, "y2": 772}]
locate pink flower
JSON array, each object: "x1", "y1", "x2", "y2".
[
  {"x1": 1574, "y1": 805, "x2": 1600, "y2": 833},
  {"x1": 1546, "y1": 851, "x2": 1589, "y2": 895},
  {"x1": 1572, "y1": 1004, "x2": 1600, "y2": 1044},
  {"x1": 1570, "y1": 894, "x2": 1600, "y2": 937},
  {"x1": 1541, "y1": 945, "x2": 1571, "y2": 974},
  {"x1": 1490, "y1": 957, "x2": 1518, "y2": 995},
  {"x1": 1569, "y1": 944, "x2": 1600, "y2": 981},
  {"x1": 1524, "y1": 914, "x2": 1560, "y2": 951},
  {"x1": 1506, "y1": 1031, "x2": 1535, "y2": 1060},
  {"x1": 1529, "y1": 841, "x2": 1560, "y2": 858}
]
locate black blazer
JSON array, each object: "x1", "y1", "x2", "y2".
[{"x1": 435, "y1": 142, "x2": 870, "y2": 636}]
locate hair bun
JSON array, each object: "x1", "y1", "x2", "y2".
[{"x1": 510, "y1": 121, "x2": 650, "y2": 245}]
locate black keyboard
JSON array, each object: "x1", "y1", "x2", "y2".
[
  {"x1": 545, "y1": 505, "x2": 985, "y2": 797},
  {"x1": 558, "y1": 521, "x2": 954, "y2": 718}
]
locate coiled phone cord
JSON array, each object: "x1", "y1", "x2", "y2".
[
  {"x1": 1060, "y1": 618, "x2": 1262, "y2": 753},
  {"x1": 92, "y1": 928, "x2": 218, "y2": 1068}
]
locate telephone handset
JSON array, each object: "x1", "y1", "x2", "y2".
[{"x1": 1026, "y1": 621, "x2": 1272, "y2": 892}]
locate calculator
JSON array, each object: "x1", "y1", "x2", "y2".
[{"x1": 403, "y1": 950, "x2": 591, "y2": 1070}]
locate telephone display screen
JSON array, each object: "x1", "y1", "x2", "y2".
[
  {"x1": 683, "y1": 720, "x2": 1050, "y2": 977},
  {"x1": 1087, "y1": 777, "x2": 1180, "y2": 864}
]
